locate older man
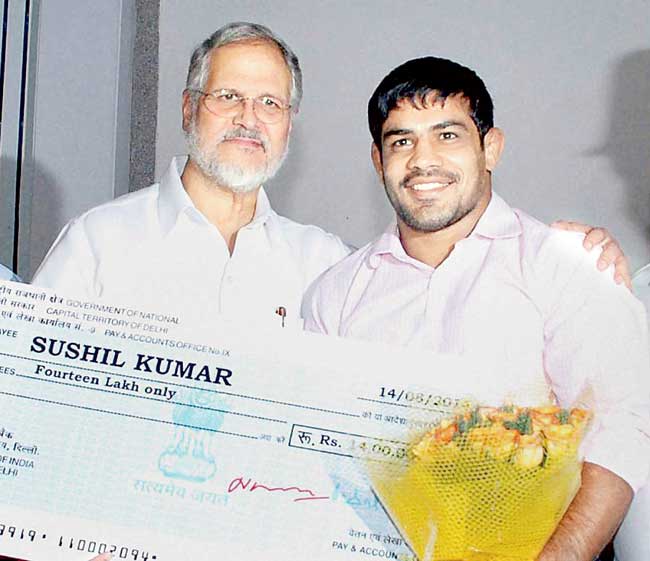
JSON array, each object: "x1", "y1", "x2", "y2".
[
  {"x1": 303, "y1": 56, "x2": 650, "y2": 561},
  {"x1": 32, "y1": 22, "x2": 349, "y2": 327}
]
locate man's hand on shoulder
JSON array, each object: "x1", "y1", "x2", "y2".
[{"x1": 551, "y1": 221, "x2": 631, "y2": 288}]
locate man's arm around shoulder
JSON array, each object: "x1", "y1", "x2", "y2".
[{"x1": 538, "y1": 462, "x2": 633, "y2": 561}]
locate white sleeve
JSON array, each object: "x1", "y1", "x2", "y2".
[
  {"x1": 301, "y1": 274, "x2": 333, "y2": 335},
  {"x1": 543, "y1": 247, "x2": 650, "y2": 491},
  {"x1": 31, "y1": 219, "x2": 98, "y2": 299}
]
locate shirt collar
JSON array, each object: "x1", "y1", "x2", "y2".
[
  {"x1": 471, "y1": 191, "x2": 522, "y2": 240},
  {"x1": 366, "y1": 221, "x2": 414, "y2": 269},
  {"x1": 249, "y1": 187, "x2": 273, "y2": 228},
  {"x1": 366, "y1": 191, "x2": 522, "y2": 269},
  {"x1": 157, "y1": 156, "x2": 194, "y2": 234},
  {"x1": 157, "y1": 156, "x2": 274, "y2": 235}
]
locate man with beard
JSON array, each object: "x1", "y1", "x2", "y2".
[
  {"x1": 303, "y1": 57, "x2": 649, "y2": 561},
  {"x1": 32, "y1": 22, "x2": 350, "y2": 326}
]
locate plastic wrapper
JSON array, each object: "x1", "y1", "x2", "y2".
[{"x1": 365, "y1": 404, "x2": 591, "y2": 561}]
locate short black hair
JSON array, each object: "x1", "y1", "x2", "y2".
[{"x1": 368, "y1": 56, "x2": 494, "y2": 148}]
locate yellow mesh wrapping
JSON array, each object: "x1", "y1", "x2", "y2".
[{"x1": 366, "y1": 406, "x2": 589, "y2": 561}]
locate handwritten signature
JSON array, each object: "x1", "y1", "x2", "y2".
[{"x1": 227, "y1": 476, "x2": 329, "y2": 502}]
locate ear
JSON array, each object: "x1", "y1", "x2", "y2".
[
  {"x1": 483, "y1": 127, "x2": 505, "y2": 172},
  {"x1": 371, "y1": 143, "x2": 384, "y2": 182},
  {"x1": 182, "y1": 90, "x2": 194, "y2": 133}
]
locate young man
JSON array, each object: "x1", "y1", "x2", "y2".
[{"x1": 303, "y1": 57, "x2": 650, "y2": 561}]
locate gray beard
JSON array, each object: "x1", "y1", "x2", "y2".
[{"x1": 185, "y1": 121, "x2": 288, "y2": 194}]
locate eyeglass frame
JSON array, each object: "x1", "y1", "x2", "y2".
[{"x1": 187, "y1": 88, "x2": 293, "y2": 123}]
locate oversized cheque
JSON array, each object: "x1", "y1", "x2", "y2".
[{"x1": 0, "y1": 280, "x2": 570, "y2": 560}]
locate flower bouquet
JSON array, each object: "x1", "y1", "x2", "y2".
[{"x1": 366, "y1": 405, "x2": 591, "y2": 561}]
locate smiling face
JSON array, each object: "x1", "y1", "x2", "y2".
[
  {"x1": 372, "y1": 93, "x2": 504, "y2": 235},
  {"x1": 182, "y1": 40, "x2": 293, "y2": 192}
]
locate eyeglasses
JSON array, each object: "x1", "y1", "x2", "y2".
[{"x1": 190, "y1": 89, "x2": 292, "y2": 124}]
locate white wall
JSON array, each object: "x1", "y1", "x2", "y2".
[{"x1": 157, "y1": 0, "x2": 650, "y2": 269}]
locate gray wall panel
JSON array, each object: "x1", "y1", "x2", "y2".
[
  {"x1": 129, "y1": 0, "x2": 158, "y2": 193},
  {"x1": 25, "y1": 0, "x2": 133, "y2": 277},
  {"x1": 0, "y1": 0, "x2": 28, "y2": 270}
]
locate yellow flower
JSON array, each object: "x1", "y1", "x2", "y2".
[
  {"x1": 514, "y1": 434, "x2": 544, "y2": 468},
  {"x1": 543, "y1": 424, "x2": 576, "y2": 459},
  {"x1": 569, "y1": 408, "x2": 591, "y2": 434},
  {"x1": 483, "y1": 425, "x2": 519, "y2": 459},
  {"x1": 488, "y1": 409, "x2": 519, "y2": 424},
  {"x1": 532, "y1": 405, "x2": 561, "y2": 416},
  {"x1": 467, "y1": 426, "x2": 491, "y2": 451},
  {"x1": 531, "y1": 410, "x2": 560, "y2": 433}
]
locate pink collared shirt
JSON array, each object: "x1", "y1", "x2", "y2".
[{"x1": 303, "y1": 193, "x2": 650, "y2": 491}]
